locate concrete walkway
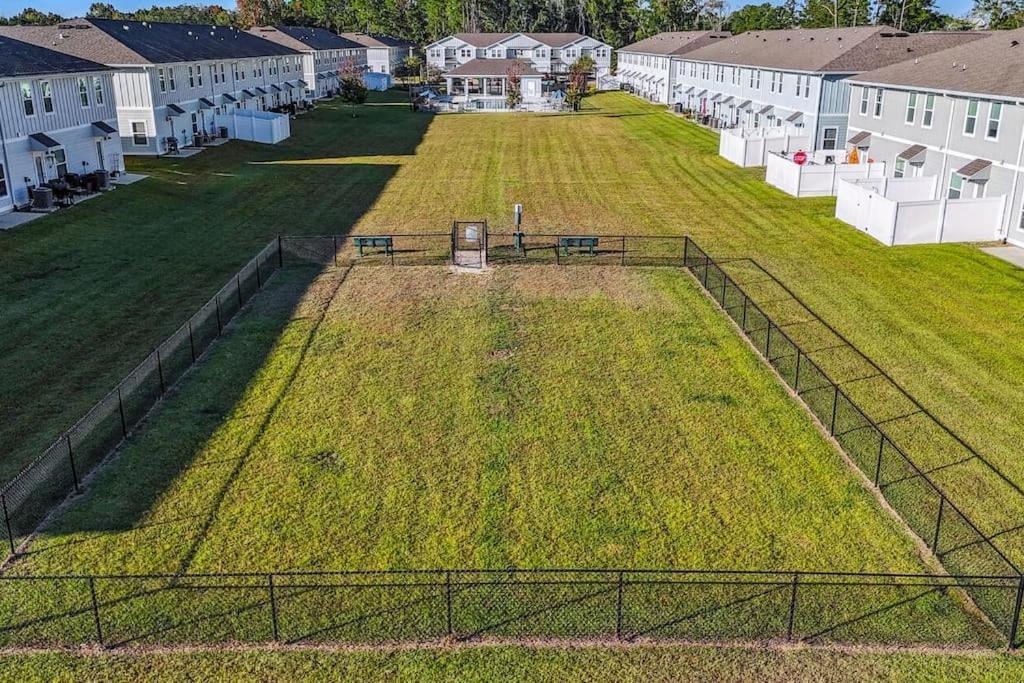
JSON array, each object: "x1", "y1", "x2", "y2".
[
  {"x1": 0, "y1": 212, "x2": 45, "y2": 231},
  {"x1": 981, "y1": 245, "x2": 1024, "y2": 269}
]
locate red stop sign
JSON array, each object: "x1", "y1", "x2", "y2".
[{"x1": 793, "y1": 151, "x2": 808, "y2": 165}]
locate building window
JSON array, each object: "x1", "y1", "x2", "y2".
[
  {"x1": 873, "y1": 89, "x2": 883, "y2": 117},
  {"x1": 0, "y1": 162, "x2": 7, "y2": 198},
  {"x1": 188, "y1": 65, "x2": 195, "y2": 88},
  {"x1": 196, "y1": 64, "x2": 204, "y2": 87},
  {"x1": 822, "y1": 127, "x2": 838, "y2": 150},
  {"x1": 169, "y1": 67, "x2": 176, "y2": 91},
  {"x1": 219, "y1": 64, "x2": 226, "y2": 83},
  {"x1": 78, "y1": 78, "x2": 89, "y2": 107},
  {"x1": 53, "y1": 148, "x2": 68, "y2": 177},
  {"x1": 20, "y1": 81, "x2": 34, "y2": 116},
  {"x1": 986, "y1": 102, "x2": 1002, "y2": 140},
  {"x1": 859, "y1": 87, "x2": 869, "y2": 115},
  {"x1": 894, "y1": 158, "x2": 906, "y2": 178},
  {"x1": 905, "y1": 92, "x2": 917, "y2": 124},
  {"x1": 749, "y1": 69, "x2": 760, "y2": 89},
  {"x1": 93, "y1": 76, "x2": 104, "y2": 105},
  {"x1": 41, "y1": 80, "x2": 54, "y2": 113},
  {"x1": 964, "y1": 98, "x2": 978, "y2": 135},
  {"x1": 922, "y1": 93, "x2": 935, "y2": 128},
  {"x1": 158, "y1": 68, "x2": 166, "y2": 93},
  {"x1": 948, "y1": 173, "x2": 964, "y2": 199},
  {"x1": 132, "y1": 121, "x2": 147, "y2": 146}
]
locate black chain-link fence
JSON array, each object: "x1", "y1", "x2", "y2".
[
  {"x1": 0, "y1": 569, "x2": 1017, "y2": 648},
  {"x1": 1, "y1": 240, "x2": 281, "y2": 559},
  {"x1": 5, "y1": 231, "x2": 1024, "y2": 649},
  {"x1": 682, "y1": 236, "x2": 1024, "y2": 643}
]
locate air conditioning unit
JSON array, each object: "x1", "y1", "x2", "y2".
[{"x1": 32, "y1": 187, "x2": 55, "y2": 211}]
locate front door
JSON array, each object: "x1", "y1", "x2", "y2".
[
  {"x1": 34, "y1": 156, "x2": 46, "y2": 184},
  {"x1": 451, "y1": 220, "x2": 487, "y2": 269},
  {"x1": 96, "y1": 141, "x2": 105, "y2": 170}
]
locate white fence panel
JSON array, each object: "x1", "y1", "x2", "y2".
[
  {"x1": 892, "y1": 202, "x2": 941, "y2": 245},
  {"x1": 939, "y1": 197, "x2": 1005, "y2": 243}
]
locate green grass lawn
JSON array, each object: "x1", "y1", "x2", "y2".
[
  {"x1": 5, "y1": 264, "x2": 996, "y2": 647},
  {"x1": 5, "y1": 644, "x2": 1024, "y2": 682}
]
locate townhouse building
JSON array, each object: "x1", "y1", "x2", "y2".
[
  {"x1": 616, "y1": 31, "x2": 729, "y2": 104},
  {"x1": 846, "y1": 28, "x2": 1024, "y2": 246},
  {"x1": 2, "y1": 19, "x2": 305, "y2": 156},
  {"x1": 249, "y1": 26, "x2": 367, "y2": 100},
  {"x1": 339, "y1": 32, "x2": 415, "y2": 76},
  {"x1": 666, "y1": 27, "x2": 981, "y2": 150},
  {"x1": 425, "y1": 33, "x2": 613, "y2": 83},
  {"x1": 0, "y1": 34, "x2": 120, "y2": 215}
]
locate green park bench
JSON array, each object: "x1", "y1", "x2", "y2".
[
  {"x1": 559, "y1": 236, "x2": 599, "y2": 256},
  {"x1": 353, "y1": 236, "x2": 394, "y2": 257}
]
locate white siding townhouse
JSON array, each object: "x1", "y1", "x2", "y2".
[
  {"x1": 425, "y1": 33, "x2": 613, "y2": 84},
  {"x1": 845, "y1": 28, "x2": 1024, "y2": 246},
  {"x1": 668, "y1": 27, "x2": 981, "y2": 151},
  {"x1": 443, "y1": 58, "x2": 546, "y2": 110},
  {"x1": 339, "y1": 32, "x2": 415, "y2": 76},
  {"x1": 0, "y1": 34, "x2": 120, "y2": 215},
  {"x1": 249, "y1": 26, "x2": 367, "y2": 100},
  {"x1": 2, "y1": 19, "x2": 306, "y2": 156},
  {"x1": 616, "y1": 31, "x2": 729, "y2": 104}
]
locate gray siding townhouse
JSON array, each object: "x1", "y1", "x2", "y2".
[
  {"x1": 2, "y1": 19, "x2": 305, "y2": 156},
  {"x1": 670, "y1": 27, "x2": 981, "y2": 150},
  {"x1": 249, "y1": 26, "x2": 367, "y2": 100},
  {"x1": 340, "y1": 32, "x2": 415, "y2": 75},
  {"x1": 846, "y1": 28, "x2": 1024, "y2": 245},
  {"x1": 0, "y1": 34, "x2": 120, "y2": 215},
  {"x1": 616, "y1": 31, "x2": 729, "y2": 104},
  {"x1": 425, "y1": 33, "x2": 613, "y2": 83}
]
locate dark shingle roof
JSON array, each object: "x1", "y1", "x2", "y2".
[
  {"x1": 251, "y1": 26, "x2": 364, "y2": 52},
  {"x1": 0, "y1": 33, "x2": 110, "y2": 78},
  {"x1": 450, "y1": 33, "x2": 514, "y2": 48},
  {"x1": 682, "y1": 27, "x2": 985, "y2": 73},
  {"x1": 0, "y1": 19, "x2": 300, "y2": 66},
  {"x1": 619, "y1": 31, "x2": 730, "y2": 56},
  {"x1": 850, "y1": 28, "x2": 1023, "y2": 99},
  {"x1": 848, "y1": 131, "x2": 872, "y2": 145},
  {"x1": 957, "y1": 158, "x2": 992, "y2": 177},
  {"x1": 446, "y1": 58, "x2": 540, "y2": 77}
]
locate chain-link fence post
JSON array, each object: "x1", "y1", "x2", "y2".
[
  {"x1": 117, "y1": 388, "x2": 128, "y2": 437},
  {"x1": 874, "y1": 434, "x2": 885, "y2": 486},
  {"x1": 188, "y1": 320, "x2": 196, "y2": 362},
  {"x1": 786, "y1": 574, "x2": 799, "y2": 640},
  {"x1": 268, "y1": 574, "x2": 280, "y2": 641},
  {"x1": 829, "y1": 385, "x2": 840, "y2": 435},
  {"x1": 932, "y1": 497, "x2": 946, "y2": 552},
  {"x1": 1, "y1": 494, "x2": 14, "y2": 556},
  {"x1": 615, "y1": 571, "x2": 625, "y2": 640},
  {"x1": 89, "y1": 577, "x2": 103, "y2": 645},
  {"x1": 66, "y1": 434, "x2": 80, "y2": 493},
  {"x1": 156, "y1": 349, "x2": 166, "y2": 394},
  {"x1": 446, "y1": 570, "x2": 454, "y2": 638}
]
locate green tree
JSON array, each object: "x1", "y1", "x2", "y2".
[
  {"x1": 874, "y1": 0, "x2": 950, "y2": 31},
  {"x1": 801, "y1": 0, "x2": 873, "y2": 27},
  {"x1": 726, "y1": 2, "x2": 797, "y2": 32},
  {"x1": 0, "y1": 7, "x2": 66, "y2": 24},
  {"x1": 339, "y1": 58, "x2": 370, "y2": 104},
  {"x1": 970, "y1": 0, "x2": 1024, "y2": 27}
]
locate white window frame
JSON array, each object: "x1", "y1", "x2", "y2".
[
  {"x1": 922, "y1": 93, "x2": 935, "y2": 128},
  {"x1": 948, "y1": 172, "x2": 964, "y2": 199},
  {"x1": 131, "y1": 121, "x2": 147, "y2": 146},
  {"x1": 894, "y1": 158, "x2": 906, "y2": 178},
  {"x1": 78, "y1": 78, "x2": 89, "y2": 107},
  {"x1": 905, "y1": 92, "x2": 917, "y2": 124},
  {"x1": 21, "y1": 81, "x2": 34, "y2": 116},
  {"x1": 41, "y1": 80, "x2": 54, "y2": 114},
  {"x1": 0, "y1": 162, "x2": 8, "y2": 198},
  {"x1": 964, "y1": 98, "x2": 979, "y2": 136},
  {"x1": 93, "y1": 76, "x2": 104, "y2": 105},
  {"x1": 158, "y1": 67, "x2": 166, "y2": 93},
  {"x1": 873, "y1": 89, "x2": 883, "y2": 118},
  {"x1": 986, "y1": 101, "x2": 1002, "y2": 140},
  {"x1": 859, "y1": 87, "x2": 869, "y2": 115},
  {"x1": 822, "y1": 127, "x2": 838, "y2": 150}
]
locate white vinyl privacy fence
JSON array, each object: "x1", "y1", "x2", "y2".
[
  {"x1": 765, "y1": 152, "x2": 886, "y2": 197},
  {"x1": 719, "y1": 128, "x2": 811, "y2": 168},
  {"x1": 215, "y1": 110, "x2": 291, "y2": 145},
  {"x1": 835, "y1": 176, "x2": 1006, "y2": 246}
]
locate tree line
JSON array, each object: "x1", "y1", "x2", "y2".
[{"x1": 2, "y1": 0, "x2": 1022, "y2": 45}]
